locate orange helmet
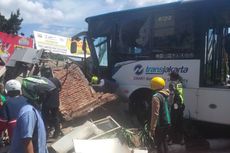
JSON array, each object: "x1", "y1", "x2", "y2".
[{"x1": 150, "y1": 76, "x2": 165, "y2": 90}]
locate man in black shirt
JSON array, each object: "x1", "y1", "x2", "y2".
[
  {"x1": 41, "y1": 66, "x2": 62, "y2": 138},
  {"x1": 43, "y1": 77, "x2": 62, "y2": 138}
]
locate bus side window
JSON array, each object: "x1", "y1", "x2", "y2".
[
  {"x1": 118, "y1": 17, "x2": 147, "y2": 54},
  {"x1": 93, "y1": 37, "x2": 108, "y2": 67},
  {"x1": 203, "y1": 28, "x2": 230, "y2": 87}
]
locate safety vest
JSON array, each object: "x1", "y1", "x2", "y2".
[
  {"x1": 91, "y1": 75, "x2": 99, "y2": 85},
  {"x1": 175, "y1": 82, "x2": 184, "y2": 104},
  {"x1": 153, "y1": 92, "x2": 171, "y2": 127}
]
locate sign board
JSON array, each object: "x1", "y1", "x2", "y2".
[
  {"x1": 113, "y1": 59, "x2": 200, "y2": 89},
  {"x1": 0, "y1": 32, "x2": 33, "y2": 63},
  {"x1": 33, "y1": 31, "x2": 90, "y2": 58}
]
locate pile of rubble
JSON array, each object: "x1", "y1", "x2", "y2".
[
  {"x1": 53, "y1": 63, "x2": 117, "y2": 121},
  {"x1": 51, "y1": 116, "x2": 148, "y2": 153}
]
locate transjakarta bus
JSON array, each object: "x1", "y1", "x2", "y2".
[{"x1": 75, "y1": 0, "x2": 230, "y2": 126}]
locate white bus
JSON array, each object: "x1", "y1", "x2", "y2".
[{"x1": 74, "y1": 0, "x2": 230, "y2": 126}]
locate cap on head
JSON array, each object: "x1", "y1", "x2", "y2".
[
  {"x1": 150, "y1": 76, "x2": 165, "y2": 90},
  {"x1": 5, "y1": 79, "x2": 21, "y2": 93}
]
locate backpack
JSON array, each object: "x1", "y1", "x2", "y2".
[
  {"x1": 153, "y1": 92, "x2": 171, "y2": 127},
  {"x1": 22, "y1": 76, "x2": 56, "y2": 104}
]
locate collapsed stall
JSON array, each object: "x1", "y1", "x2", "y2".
[{"x1": 53, "y1": 63, "x2": 117, "y2": 121}]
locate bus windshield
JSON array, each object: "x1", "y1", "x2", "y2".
[
  {"x1": 115, "y1": 10, "x2": 194, "y2": 59},
  {"x1": 87, "y1": 2, "x2": 196, "y2": 61}
]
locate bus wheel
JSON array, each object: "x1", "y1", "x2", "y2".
[
  {"x1": 136, "y1": 98, "x2": 151, "y2": 125},
  {"x1": 129, "y1": 89, "x2": 152, "y2": 126}
]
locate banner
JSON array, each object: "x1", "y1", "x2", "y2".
[
  {"x1": 34, "y1": 31, "x2": 90, "y2": 58},
  {"x1": 0, "y1": 32, "x2": 33, "y2": 63},
  {"x1": 66, "y1": 39, "x2": 90, "y2": 58}
]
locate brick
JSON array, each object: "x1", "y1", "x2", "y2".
[{"x1": 53, "y1": 63, "x2": 117, "y2": 121}]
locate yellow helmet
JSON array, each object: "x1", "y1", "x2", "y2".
[{"x1": 150, "y1": 76, "x2": 165, "y2": 90}]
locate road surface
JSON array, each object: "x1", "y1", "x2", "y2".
[{"x1": 88, "y1": 99, "x2": 230, "y2": 153}]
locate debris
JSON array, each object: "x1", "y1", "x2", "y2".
[
  {"x1": 51, "y1": 116, "x2": 121, "y2": 153},
  {"x1": 73, "y1": 138, "x2": 148, "y2": 153},
  {"x1": 53, "y1": 63, "x2": 117, "y2": 121},
  {"x1": 6, "y1": 48, "x2": 43, "y2": 67},
  {"x1": 90, "y1": 116, "x2": 121, "y2": 139},
  {"x1": 51, "y1": 121, "x2": 103, "y2": 153},
  {"x1": 73, "y1": 138, "x2": 130, "y2": 153}
]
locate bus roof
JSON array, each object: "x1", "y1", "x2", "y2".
[
  {"x1": 86, "y1": 1, "x2": 179, "y2": 23},
  {"x1": 85, "y1": 0, "x2": 229, "y2": 36},
  {"x1": 86, "y1": 0, "x2": 224, "y2": 22}
]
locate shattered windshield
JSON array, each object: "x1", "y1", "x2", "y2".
[{"x1": 115, "y1": 10, "x2": 195, "y2": 58}]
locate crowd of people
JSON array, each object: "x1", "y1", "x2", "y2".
[
  {"x1": 0, "y1": 64, "x2": 62, "y2": 153},
  {"x1": 0, "y1": 59, "x2": 184, "y2": 153}
]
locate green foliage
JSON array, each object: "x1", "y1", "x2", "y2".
[
  {"x1": 116, "y1": 128, "x2": 135, "y2": 147},
  {"x1": 138, "y1": 123, "x2": 154, "y2": 149},
  {"x1": 0, "y1": 9, "x2": 23, "y2": 35},
  {"x1": 116, "y1": 124, "x2": 154, "y2": 149},
  {"x1": 0, "y1": 13, "x2": 7, "y2": 31}
]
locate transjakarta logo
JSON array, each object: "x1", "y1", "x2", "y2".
[
  {"x1": 133, "y1": 65, "x2": 189, "y2": 75},
  {"x1": 145, "y1": 66, "x2": 188, "y2": 74},
  {"x1": 134, "y1": 64, "x2": 144, "y2": 75}
]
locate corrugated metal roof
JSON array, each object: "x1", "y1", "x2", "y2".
[{"x1": 7, "y1": 48, "x2": 43, "y2": 67}]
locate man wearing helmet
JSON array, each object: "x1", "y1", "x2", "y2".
[
  {"x1": 149, "y1": 76, "x2": 170, "y2": 153},
  {"x1": 1, "y1": 80, "x2": 27, "y2": 140},
  {"x1": 3, "y1": 79, "x2": 48, "y2": 153}
]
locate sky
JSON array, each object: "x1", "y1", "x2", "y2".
[{"x1": 0, "y1": 0, "x2": 180, "y2": 38}]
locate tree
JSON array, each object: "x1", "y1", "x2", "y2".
[
  {"x1": 0, "y1": 13, "x2": 7, "y2": 31},
  {"x1": 0, "y1": 9, "x2": 23, "y2": 35}
]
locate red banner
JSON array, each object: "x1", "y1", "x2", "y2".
[{"x1": 0, "y1": 32, "x2": 33, "y2": 63}]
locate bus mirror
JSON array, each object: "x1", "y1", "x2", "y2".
[{"x1": 70, "y1": 41, "x2": 77, "y2": 54}]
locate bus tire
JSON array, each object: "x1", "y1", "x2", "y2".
[{"x1": 129, "y1": 88, "x2": 153, "y2": 125}]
